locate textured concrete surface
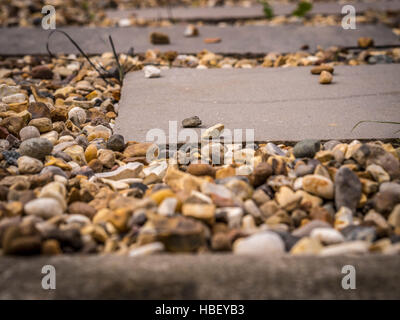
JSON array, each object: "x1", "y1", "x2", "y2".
[
  {"x1": 106, "y1": 1, "x2": 400, "y2": 21},
  {"x1": 0, "y1": 24, "x2": 398, "y2": 55},
  {"x1": 115, "y1": 64, "x2": 400, "y2": 143},
  {"x1": 0, "y1": 254, "x2": 399, "y2": 299}
]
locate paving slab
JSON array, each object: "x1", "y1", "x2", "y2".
[
  {"x1": 115, "y1": 64, "x2": 400, "y2": 143},
  {"x1": 0, "y1": 254, "x2": 399, "y2": 299},
  {"x1": 1, "y1": 24, "x2": 398, "y2": 56},
  {"x1": 107, "y1": 1, "x2": 400, "y2": 21}
]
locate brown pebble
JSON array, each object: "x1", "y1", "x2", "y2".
[{"x1": 319, "y1": 71, "x2": 333, "y2": 84}]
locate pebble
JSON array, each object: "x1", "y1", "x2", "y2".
[
  {"x1": 358, "y1": 37, "x2": 374, "y2": 48},
  {"x1": 68, "y1": 107, "x2": 87, "y2": 126},
  {"x1": 290, "y1": 237, "x2": 323, "y2": 255},
  {"x1": 150, "y1": 32, "x2": 170, "y2": 45},
  {"x1": 19, "y1": 126, "x2": 40, "y2": 141},
  {"x1": 302, "y1": 174, "x2": 334, "y2": 199},
  {"x1": 106, "y1": 134, "x2": 125, "y2": 152},
  {"x1": 129, "y1": 242, "x2": 165, "y2": 257},
  {"x1": 144, "y1": 65, "x2": 161, "y2": 78},
  {"x1": 334, "y1": 167, "x2": 362, "y2": 212},
  {"x1": 319, "y1": 71, "x2": 333, "y2": 84},
  {"x1": 19, "y1": 138, "x2": 53, "y2": 160},
  {"x1": 17, "y1": 155, "x2": 43, "y2": 174},
  {"x1": 320, "y1": 241, "x2": 369, "y2": 256},
  {"x1": 24, "y1": 198, "x2": 63, "y2": 219},
  {"x1": 158, "y1": 197, "x2": 178, "y2": 217},
  {"x1": 201, "y1": 123, "x2": 224, "y2": 140},
  {"x1": 184, "y1": 24, "x2": 199, "y2": 37},
  {"x1": 182, "y1": 203, "x2": 215, "y2": 224},
  {"x1": 310, "y1": 64, "x2": 334, "y2": 75},
  {"x1": 95, "y1": 162, "x2": 143, "y2": 180},
  {"x1": 293, "y1": 139, "x2": 320, "y2": 158},
  {"x1": 233, "y1": 232, "x2": 285, "y2": 255},
  {"x1": 310, "y1": 227, "x2": 344, "y2": 245},
  {"x1": 182, "y1": 116, "x2": 202, "y2": 128}
]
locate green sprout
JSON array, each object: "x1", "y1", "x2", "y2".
[{"x1": 292, "y1": 1, "x2": 313, "y2": 17}]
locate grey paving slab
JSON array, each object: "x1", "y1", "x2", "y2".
[
  {"x1": 115, "y1": 64, "x2": 400, "y2": 143},
  {"x1": 106, "y1": 1, "x2": 400, "y2": 21},
  {"x1": 0, "y1": 24, "x2": 398, "y2": 55},
  {"x1": 1, "y1": 254, "x2": 399, "y2": 299}
]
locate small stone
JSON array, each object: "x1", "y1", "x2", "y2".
[
  {"x1": 302, "y1": 174, "x2": 334, "y2": 199},
  {"x1": 335, "y1": 167, "x2": 362, "y2": 212},
  {"x1": 24, "y1": 198, "x2": 63, "y2": 219},
  {"x1": 150, "y1": 32, "x2": 170, "y2": 45},
  {"x1": 39, "y1": 181, "x2": 67, "y2": 210},
  {"x1": 28, "y1": 102, "x2": 51, "y2": 119},
  {"x1": 41, "y1": 239, "x2": 62, "y2": 255},
  {"x1": 310, "y1": 65, "x2": 334, "y2": 75},
  {"x1": 320, "y1": 240, "x2": 369, "y2": 256},
  {"x1": 17, "y1": 156, "x2": 43, "y2": 174},
  {"x1": 310, "y1": 227, "x2": 344, "y2": 245},
  {"x1": 0, "y1": 116, "x2": 25, "y2": 136},
  {"x1": 293, "y1": 139, "x2": 321, "y2": 158},
  {"x1": 68, "y1": 201, "x2": 96, "y2": 219},
  {"x1": 276, "y1": 186, "x2": 302, "y2": 211},
  {"x1": 201, "y1": 123, "x2": 224, "y2": 140},
  {"x1": 19, "y1": 126, "x2": 40, "y2": 141},
  {"x1": 319, "y1": 71, "x2": 333, "y2": 84},
  {"x1": 19, "y1": 138, "x2": 53, "y2": 160},
  {"x1": 211, "y1": 233, "x2": 232, "y2": 251},
  {"x1": 366, "y1": 164, "x2": 390, "y2": 184},
  {"x1": 187, "y1": 163, "x2": 214, "y2": 177},
  {"x1": 64, "y1": 145, "x2": 86, "y2": 165},
  {"x1": 184, "y1": 24, "x2": 199, "y2": 37},
  {"x1": 358, "y1": 37, "x2": 374, "y2": 48},
  {"x1": 95, "y1": 162, "x2": 143, "y2": 181},
  {"x1": 150, "y1": 188, "x2": 176, "y2": 205},
  {"x1": 129, "y1": 242, "x2": 165, "y2": 257},
  {"x1": 124, "y1": 142, "x2": 157, "y2": 158},
  {"x1": 250, "y1": 162, "x2": 273, "y2": 187},
  {"x1": 233, "y1": 231, "x2": 285, "y2": 255},
  {"x1": 2, "y1": 93, "x2": 27, "y2": 104},
  {"x1": 150, "y1": 216, "x2": 206, "y2": 252},
  {"x1": 28, "y1": 117, "x2": 52, "y2": 133},
  {"x1": 204, "y1": 37, "x2": 221, "y2": 44},
  {"x1": 97, "y1": 149, "x2": 115, "y2": 169},
  {"x1": 31, "y1": 65, "x2": 53, "y2": 79},
  {"x1": 182, "y1": 116, "x2": 202, "y2": 128},
  {"x1": 182, "y1": 203, "x2": 215, "y2": 224},
  {"x1": 158, "y1": 197, "x2": 178, "y2": 216},
  {"x1": 334, "y1": 206, "x2": 353, "y2": 230},
  {"x1": 290, "y1": 237, "x2": 323, "y2": 255},
  {"x1": 84, "y1": 144, "x2": 97, "y2": 163},
  {"x1": 106, "y1": 134, "x2": 125, "y2": 152},
  {"x1": 144, "y1": 65, "x2": 161, "y2": 78},
  {"x1": 68, "y1": 107, "x2": 87, "y2": 126}
]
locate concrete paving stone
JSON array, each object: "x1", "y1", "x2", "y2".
[
  {"x1": 0, "y1": 254, "x2": 399, "y2": 299},
  {"x1": 115, "y1": 64, "x2": 400, "y2": 143},
  {"x1": 0, "y1": 24, "x2": 398, "y2": 55},
  {"x1": 106, "y1": 1, "x2": 400, "y2": 21}
]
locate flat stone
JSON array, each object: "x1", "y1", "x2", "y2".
[
  {"x1": 0, "y1": 24, "x2": 398, "y2": 55},
  {"x1": 0, "y1": 254, "x2": 399, "y2": 299},
  {"x1": 116, "y1": 65, "x2": 400, "y2": 142}
]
